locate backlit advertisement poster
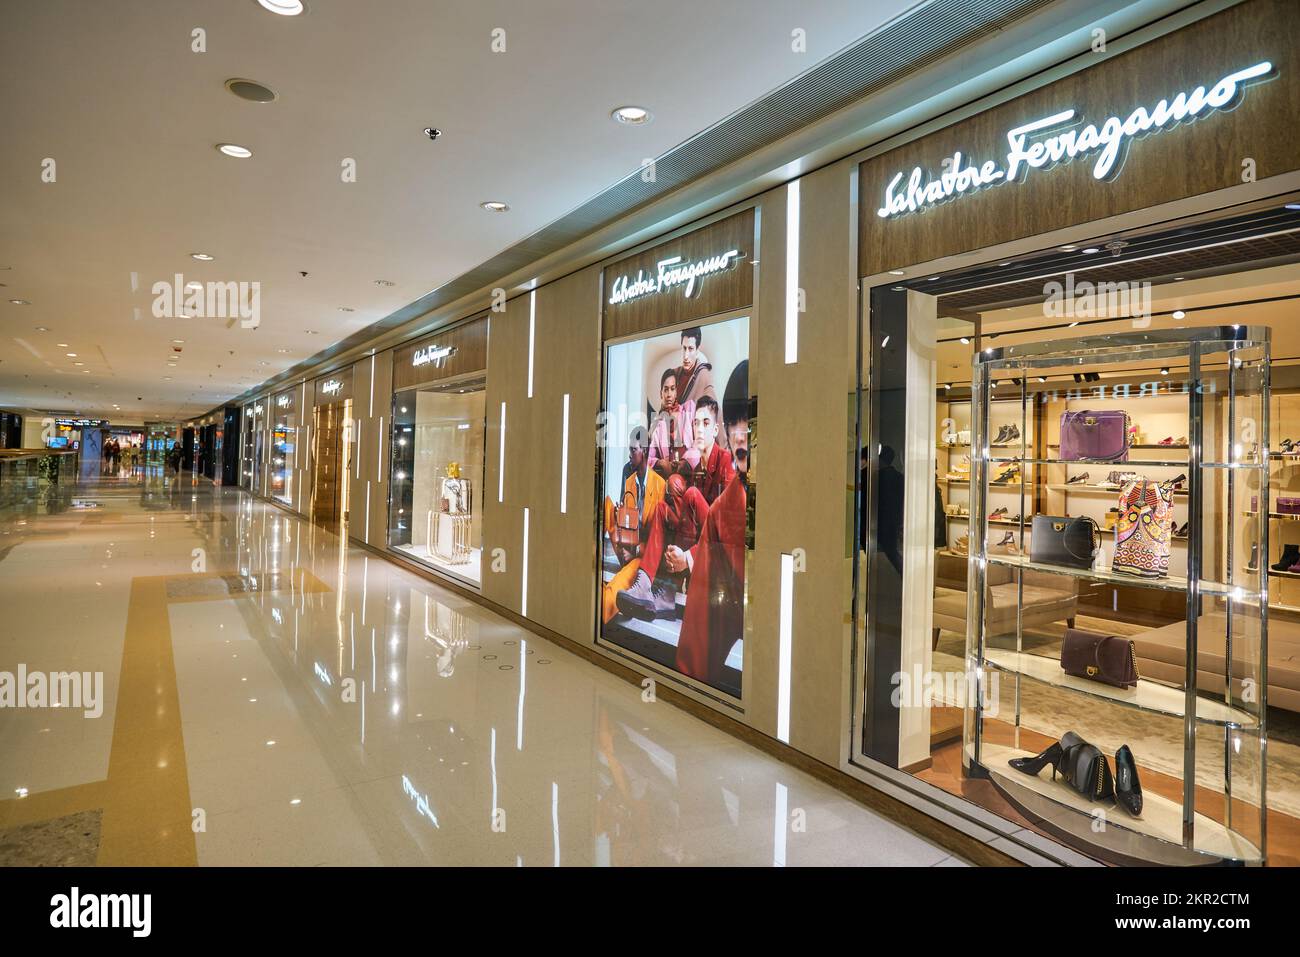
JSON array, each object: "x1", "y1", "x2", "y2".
[{"x1": 599, "y1": 315, "x2": 749, "y2": 697}]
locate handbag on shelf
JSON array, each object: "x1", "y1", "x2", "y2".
[
  {"x1": 611, "y1": 490, "x2": 641, "y2": 550},
  {"x1": 1061, "y1": 627, "x2": 1139, "y2": 689},
  {"x1": 1030, "y1": 514, "x2": 1100, "y2": 569},
  {"x1": 1059, "y1": 731, "x2": 1116, "y2": 802},
  {"x1": 1059, "y1": 410, "x2": 1131, "y2": 462}
]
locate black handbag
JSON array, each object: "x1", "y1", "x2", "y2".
[
  {"x1": 1030, "y1": 514, "x2": 1099, "y2": 569},
  {"x1": 1061, "y1": 627, "x2": 1139, "y2": 689},
  {"x1": 1059, "y1": 731, "x2": 1114, "y2": 802}
]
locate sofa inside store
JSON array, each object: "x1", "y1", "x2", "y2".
[{"x1": 909, "y1": 197, "x2": 1300, "y2": 865}]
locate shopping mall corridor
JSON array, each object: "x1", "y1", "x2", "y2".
[{"x1": 0, "y1": 471, "x2": 963, "y2": 866}]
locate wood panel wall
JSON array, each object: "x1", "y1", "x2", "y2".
[
  {"x1": 391, "y1": 315, "x2": 490, "y2": 392},
  {"x1": 859, "y1": 0, "x2": 1300, "y2": 277},
  {"x1": 602, "y1": 208, "x2": 756, "y2": 340}
]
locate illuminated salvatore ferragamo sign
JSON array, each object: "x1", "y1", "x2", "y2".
[
  {"x1": 412, "y1": 344, "x2": 456, "y2": 367},
  {"x1": 607, "y1": 249, "x2": 744, "y2": 305},
  {"x1": 876, "y1": 61, "x2": 1274, "y2": 220}
]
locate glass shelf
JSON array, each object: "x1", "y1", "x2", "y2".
[
  {"x1": 981, "y1": 648, "x2": 1258, "y2": 728},
  {"x1": 984, "y1": 552, "x2": 1259, "y2": 599}
]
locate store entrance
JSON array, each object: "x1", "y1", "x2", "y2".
[
  {"x1": 858, "y1": 197, "x2": 1300, "y2": 866},
  {"x1": 311, "y1": 399, "x2": 352, "y2": 528}
]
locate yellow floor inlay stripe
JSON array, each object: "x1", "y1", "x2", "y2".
[{"x1": 95, "y1": 574, "x2": 197, "y2": 865}]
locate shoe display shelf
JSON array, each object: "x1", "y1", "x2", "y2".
[
  {"x1": 937, "y1": 395, "x2": 1033, "y2": 554},
  {"x1": 963, "y1": 327, "x2": 1269, "y2": 865}
]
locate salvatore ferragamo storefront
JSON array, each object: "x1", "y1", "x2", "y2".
[{"x1": 197, "y1": 0, "x2": 1300, "y2": 865}]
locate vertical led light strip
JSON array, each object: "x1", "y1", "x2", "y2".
[
  {"x1": 376, "y1": 417, "x2": 384, "y2": 483},
  {"x1": 774, "y1": 782, "x2": 788, "y2": 867},
  {"x1": 516, "y1": 636, "x2": 527, "y2": 752},
  {"x1": 784, "y1": 179, "x2": 801, "y2": 365},
  {"x1": 498, "y1": 402, "x2": 507, "y2": 502},
  {"x1": 559, "y1": 393, "x2": 570, "y2": 513},
  {"x1": 490, "y1": 728, "x2": 498, "y2": 823},
  {"x1": 520, "y1": 507, "x2": 530, "y2": 618},
  {"x1": 364, "y1": 480, "x2": 370, "y2": 542},
  {"x1": 354, "y1": 419, "x2": 362, "y2": 479},
  {"x1": 368, "y1": 354, "x2": 375, "y2": 417},
  {"x1": 777, "y1": 553, "x2": 795, "y2": 743},
  {"x1": 551, "y1": 782, "x2": 560, "y2": 867},
  {"x1": 527, "y1": 289, "x2": 536, "y2": 399}
]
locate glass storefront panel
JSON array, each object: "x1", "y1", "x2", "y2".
[
  {"x1": 388, "y1": 377, "x2": 486, "y2": 585},
  {"x1": 860, "y1": 200, "x2": 1300, "y2": 865},
  {"x1": 271, "y1": 390, "x2": 298, "y2": 505}
]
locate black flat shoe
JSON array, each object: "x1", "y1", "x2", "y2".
[
  {"x1": 1114, "y1": 745, "x2": 1143, "y2": 817},
  {"x1": 1009, "y1": 742, "x2": 1063, "y2": 780}
]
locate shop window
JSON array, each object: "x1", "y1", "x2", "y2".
[{"x1": 387, "y1": 377, "x2": 486, "y2": 586}]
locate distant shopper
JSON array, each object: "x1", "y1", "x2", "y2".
[{"x1": 167, "y1": 441, "x2": 182, "y2": 476}]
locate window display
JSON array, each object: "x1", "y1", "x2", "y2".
[
  {"x1": 599, "y1": 316, "x2": 749, "y2": 697},
  {"x1": 271, "y1": 389, "x2": 297, "y2": 505},
  {"x1": 388, "y1": 380, "x2": 486, "y2": 584}
]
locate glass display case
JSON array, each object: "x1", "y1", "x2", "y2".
[
  {"x1": 964, "y1": 326, "x2": 1268, "y2": 865},
  {"x1": 271, "y1": 390, "x2": 297, "y2": 505}
]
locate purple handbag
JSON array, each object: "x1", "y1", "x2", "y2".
[{"x1": 1059, "y1": 410, "x2": 1131, "y2": 462}]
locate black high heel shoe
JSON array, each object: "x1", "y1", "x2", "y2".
[
  {"x1": 1008, "y1": 742, "x2": 1064, "y2": 779},
  {"x1": 1114, "y1": 745, "x2": 1143, "y2": 817}
]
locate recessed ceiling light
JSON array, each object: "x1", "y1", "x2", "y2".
[
  {"x1": 888, "y1": 269, "x2": 905, "y2": 276},
  {"x1": 65, "y1": 352, "x2": 77, "y2": 357},
  {"x1": 304, "y1": 329, "x2": 318, "y2": 334},
  {"x1": 338, "y1": 307, "x2": 354, "y2": 312},
  {"x1": 480, "y1": 201, "x2": 509, "y2": 212},
  {"x1": 256, "y1": 0, "x2": 306, "y2": 15},
  {"x1": 1172, "y1": 310, "x2": 1186, "y2": 319},
  {"x1": 172, "y1": 339, "x2": 185, "y2": 344},
  {"x1": 1287, "y1": 203, "x2": 1300, "y2": 211},
  {"x1": 73, "y1": 362, "x2": 84, "y2": 366},
  {"x1": 1082, "y1": 247, "x2": 1100, "y2": 254},
  {"x1": 217, "y1": 143, "x2": 253, "y2": 159},
  {"x1": 9, "y1": 299, "x2": 29, "y2": 305},
  {"x1": 185, "y1": 281, "x2": 203, "y2": 291},
  {"x1": 1060, "y1": 244, "x2": 1077, "y2": 252},
  {"x1": 373, "y1": 279, "x2": 395, "y2": 287},
  {"x1": 611, "y1": 105, "x2": 653, "y2": 126},
  {"x1": 225, "y1": 78, "x2": 278, "y2": 102},
  {"x1": 163, "y1": 376, "x2": 172, "y2": 381},
  {"x1": 423, "y1": 127, "x2": 442, "y2": 141},
  {"x1": 959, "y1": 337, "x2": 970, "y2": 345},
  {"x1": 191, "y1": 252, "x2": 215, "y2": 261},
  {"x1": 277, "y1": 348, "x2": 289, "y2": 353},
  {"x1": 1173, "y1": 277, "x2": 1184, "y2": 281}
]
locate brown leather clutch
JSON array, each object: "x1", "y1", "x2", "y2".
[{"x1": 1061, "y1": 627, "x2": 1139, "y2": 689}]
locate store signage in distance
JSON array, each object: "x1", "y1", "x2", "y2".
[
  {"x1": 607, "y1": 249, "x2": 744, "y2": 305},
  {"x1": 321, "y1": 379, "x2": 343, "y2": 396},
  {"x1": 276, "y1": 395, "x2": 292, "y2": 408},
  {"x1": 876, "y1": 61, "x2": 1274, "y2": 220},
  {"x1": 412, "y1": 344, "x2": 457, "y2": 367}
]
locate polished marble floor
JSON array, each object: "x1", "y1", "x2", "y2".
[{"x1": 0, "y1": 470, "x2": 964, "y2": 866}]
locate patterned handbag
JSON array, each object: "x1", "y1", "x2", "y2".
[{"x1": 1112, "y1": 478, "x2": 1174, "y2": 578}]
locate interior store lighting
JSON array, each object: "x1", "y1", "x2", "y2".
[{"x1": 785, "y1": 179, "x2": 800, "y2": 364}]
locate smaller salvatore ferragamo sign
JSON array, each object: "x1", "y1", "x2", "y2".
[
  {"x1": 607, "y1": 249, "x2": 744, "y2": 305},
  {"x1": 876, "y1": 61, "x2": 1274, "y2": 220}
]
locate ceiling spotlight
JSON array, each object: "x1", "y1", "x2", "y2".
[
  {"x1": 959, "y1": 337, "x2": 970, "y2": 345},
  {"x1": 277, "y1": 348, "x2": 289, "y2": 354},
  {"x1": 1172, "y1": 310, "x2": 1186, "y2": 319},
  {"x1": 35, "y1": 326, "x2": 48, "y2": 332},
  {"x1": 373, "y1": 280, "x2": 395, "y2": 287},
  {"x1": 172, "y1": 339, "x2": 185, "y2": 344},
  {"x1": 888, "y1": 269, "x2": 905, "y2": 276},
  {"x1": 191, "y1": 252, "x2": 215, "y2": 261},
  {"x1": 65, "y1": 352, "x2": 77, "y2": 357},
  {"x1": 1160, "y1": 367, "x2": 1169, "y2": 375},
  {"x1": 1082, "y1": 247, "x2": 1100, "y2": 255},
  {"x1": 611, "y1": 106, "x2": 653, "y2": 126},
  {"x1": 217, "y1": 143, "x2": 253, "y2": 159},
  {"x1": 1059, "y1": 244, "x2": 1077, "y2": 252},
  {"x1": 9, "y1": 299, "x2": 29, "y2": 305},
  {"x1": 423, "y1": 127, "x2": 442, "y2": 141},
  {"x1": 73, "y1": 362, "x2": 84, "y2": 367},
  {"x1": 338, "y1": 307, "x2": 354, "y2": 312},
  {"x1": 304, "y1": 329, "x2": 319, "y2": 335},
  {"x1": 1037, "y1": 376, "x2": 1047, "y2": 382},
  {"x1": 256, "y1": 0, "x2": 305, "y2": 15},
  {"x1": 943, "y1": 383, "x2": 951, "y2": 391},
  {"x1": 1287, "y1": 203, "x2": 1300, "y2": 211},
  {"x1": 480, "y1": 201, "x2": 510, "y2": 212}
]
